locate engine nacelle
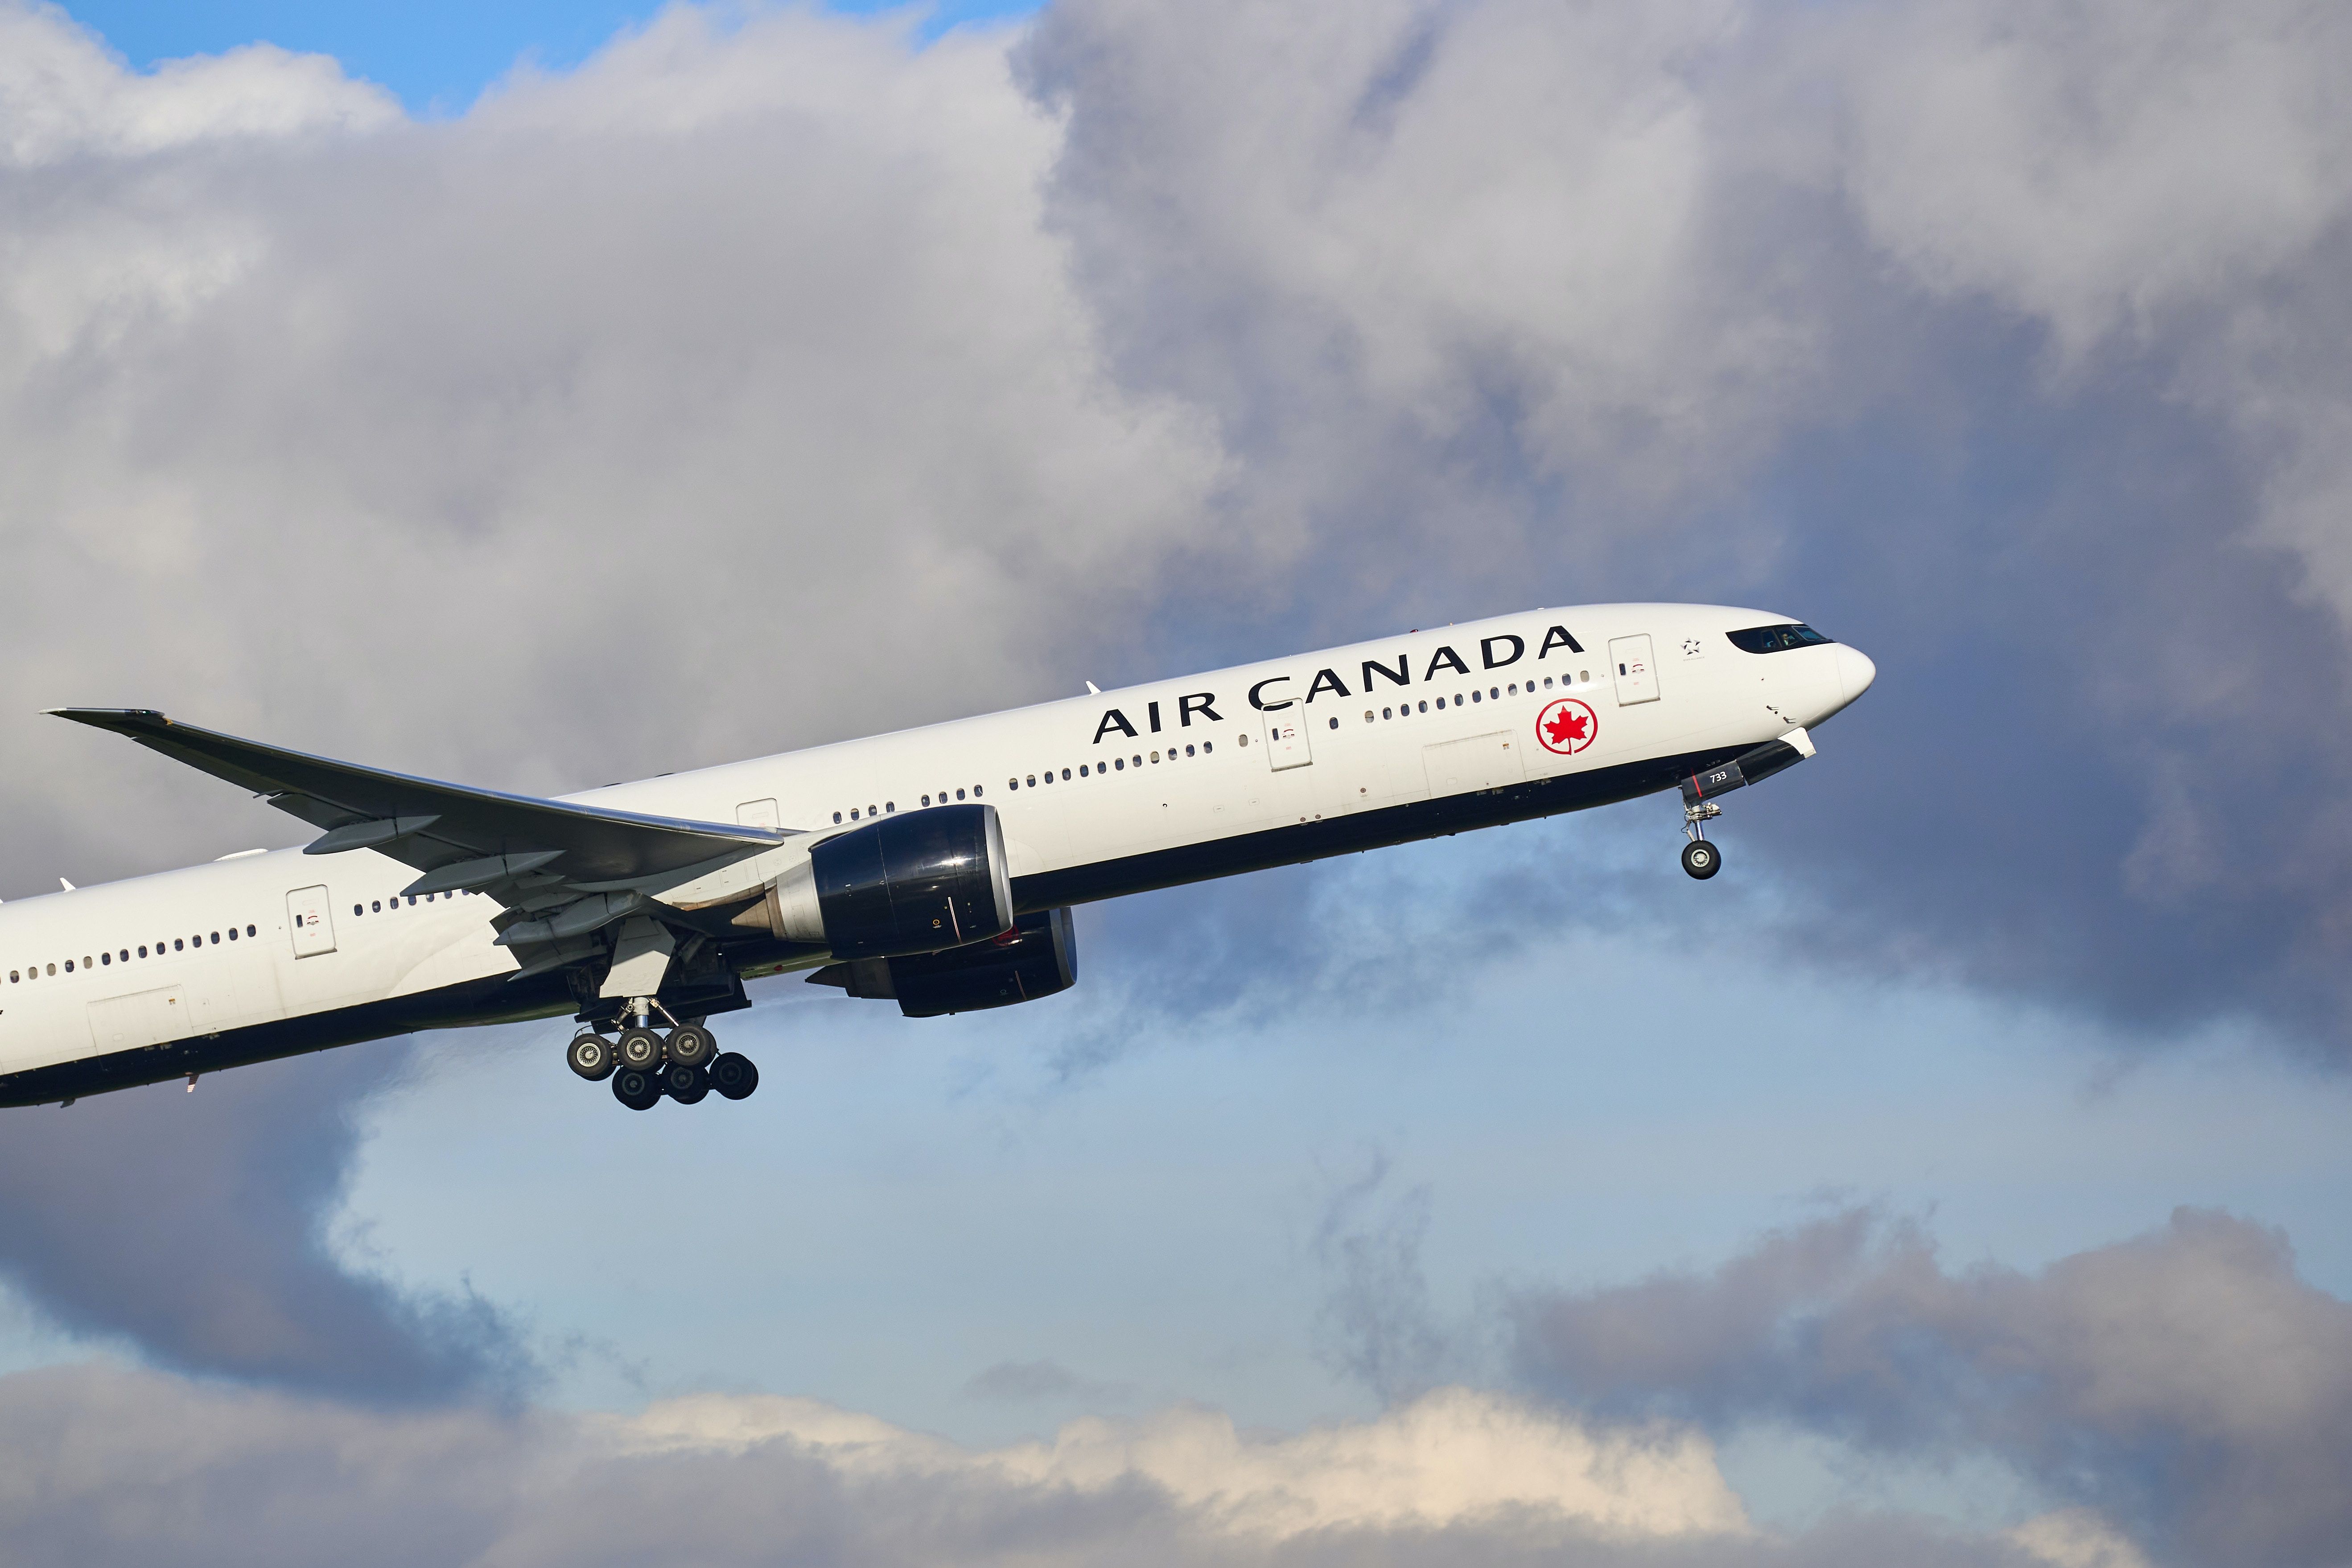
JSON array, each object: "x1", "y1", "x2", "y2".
[
  {"x1": 750, "y1": 803, "x2": 1013, "y2": 960},
  {"x1": 808, "y1": 907, "x2": 1078, "y2": 1017}
]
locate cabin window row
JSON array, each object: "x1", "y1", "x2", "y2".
[
  {"x1": 1349, "y1": 675, "x2": 1586, "y2": 727},
  {"x1": 1008, "y1": 740, "x2": 1217, "y2": 790},
  {"x1": 832, "y1": 784, "x2": 989, "y2": 826},
  {"x1": 352, "y1": 891, "x2": 462, "y2": 917},
  {"x1": 12, "y1": 923, "x2": 260, "y2": 982}
]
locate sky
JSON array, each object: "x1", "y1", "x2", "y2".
[{"x1": 2, "y1": 1, "x2": 2351, "y2": 1564}]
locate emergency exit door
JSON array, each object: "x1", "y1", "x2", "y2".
[
  {"x1": 1608, "y1": 634, "x2": 1660, "y2": 705},
  {"x1": 287, "y1": 885, "x2": 337, "y2": 958}
]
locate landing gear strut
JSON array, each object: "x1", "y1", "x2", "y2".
[
  {"x1": 1682, "y1": 798, "x2": 1723, "y2": 880},
  {"x1": 564, "y1": 1000, "x2": 758, "y2": 1109}
]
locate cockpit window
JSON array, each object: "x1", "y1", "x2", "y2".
[{"x1": 1726, "y1": 623, "x2": 1834, "y2": 654}]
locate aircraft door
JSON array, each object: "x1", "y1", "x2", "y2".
[
  {"x1": 1608, "y1": 634, "x2": 1660, "y2": 705},
  {"x1": 1261, "y1": 710, "x2": 1313, "y2": 771},
  {"x1": 737, "y1": 798, "x2": 781, "y2": 829},
  {"x1": 287, "y1": 885, "x2": 337, "y2": 958}
]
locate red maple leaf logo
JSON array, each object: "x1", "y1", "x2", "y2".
[{"x1": 1544, "y1": 705, "x2": 1589, "y2": 747}]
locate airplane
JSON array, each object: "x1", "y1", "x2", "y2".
[{"x1": 0, "y1": 605, "x2": 1873, "y2": 1111}]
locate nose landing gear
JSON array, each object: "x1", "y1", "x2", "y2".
[
  {"x1": 1680, "y1": 832, "x2": 1721, "y2": 880},
  {"x1": 1681, "y1": 794, "x2": 1724, "y2": 880},
  {"x1": 568, "y1": 998, "x2": 758, "y2": 1109}
]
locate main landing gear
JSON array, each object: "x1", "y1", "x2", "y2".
[{"x1": 568, "y1": 1002, "x2": 758, "y2": 1112}]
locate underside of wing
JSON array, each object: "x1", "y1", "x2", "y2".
[{"x1": 49, "y1": 708, "x2": 812, "y2": 988}]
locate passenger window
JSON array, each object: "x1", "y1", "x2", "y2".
[
  {"x1": 1579, "y1": 670, "x2": 1589, "y2": 682},
  {"x1": 1115, "y1": 758, "x2": 1124, "y2": 770},
  {"x1": 371, "y1": 901, "x2": 382, "y2": 913},
  {"x1": 46, "y1": 963, "x2": 55, "y2": 975},
  {"x1": 1131, "y1": 757, "x2": 1141, "y2": 769},
  {"x1": 956, "y1": 789, "x2": 966, "y2": 799},
  {"x1": 921, "y1": 794, "x2": 930, "y2": 807},
  {"x1": 64, "y1": 960, "x2": 73, "y2": 973},
  {"x1": 1363, "y1": 710, "x2": 1373, "y2": 723},
  {"x1": 1471, "y1": 691, "x2": 1481, "y2": 703},
  {"x1": 1436, "y1": 697, "x2": 1446, "y2": 709},
  {"x1": 101, "y1": 952, "x2": 110, "y2": 965},
  {"x1": 1079, "y1": 768, "x2": 1088, "y2": 778},
  {"x1": 973, "y1": 785, "x2": 983, "y2": 797},
  {"x1": 227, "y1": 928, "x2": 237, "y2": 940},
  {"x1": 247, "y1": 925, "x2": 255, "y2": 937},
  {"x1": 1150, "y1": 752, "x2": 1159, "y2": 763},
  {"x1": 1418, "y1": 701, "x2": 1428, "y2": 712},
  {"x1": 1490, "y1": 687, "x2": 1499, "y2": 699},
  {"x1": 1239, "y1": 734, "x2": 1248, "y2": 746},
  {"x1": 886, "y1": 802, "x2": 895, "y2": 813},
  {"x1": 1185, "y1": 745, "x2": 1195, "y2": 757},
  {"x1": 352, "y1": 905, "x2": 362, "y2": 917},
  {"x1": 1203, "y1": 741, "x2": 1213, "y2": 753},
  {"x1": 138, "y1": 945, "x2": 147, "y2": 958},
  {"x1": 210, "y1": 932, "x2": 220, "y2": 944},
  {"x1": 869, "y1": 805, "x2": 877, "y2": 817},
  {"x1": 851, "y1": 809, "x2": 860, "y2": 820},
  {"x1": 119, "y1": 949, "x2": 128, "y2": 961},
  {"x1": 1327, "y1": 716, "x2": 1338, "y2": 729},
  {"x1": 833, "y1": 811, "x2": 844, "y2": 823}
]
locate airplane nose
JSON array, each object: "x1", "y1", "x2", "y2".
[{"x1": 1837, "y1": 645, "x2": 1877, "y2": 704}]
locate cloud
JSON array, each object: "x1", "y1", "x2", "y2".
[
  {"x1": 0, "y1": 0, "x2": 1221, "y2": 1399},
  {"x1": 1017, "y1": 0, "x2": 2352, "y2": 1052},
  {"x1": 0, "y1": 1361, "x2": 1942, "y2": 1568},
  {"x1": 0, "y1": 1049, "x2": 530, "y2": 1403},
  {"x1": 963, "y1": 1357, "x2": 1134, "y2": 1404},
  {"x1": 1509, "y1": 1206, "x2": 2352, "y2": 1567}
]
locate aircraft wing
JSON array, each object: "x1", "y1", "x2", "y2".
[{"x1": 48, "y1": 708, "x2": 791, "y2": 904}]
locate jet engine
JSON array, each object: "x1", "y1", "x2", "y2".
[
  {"x1": 807, "y1": 907, "x2": 1078, "y2": 1017},
  {"x1": 740, "y1": 803, "x2": 1014, "y2": 959}
]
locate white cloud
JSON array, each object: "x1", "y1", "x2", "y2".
[
  {"x1": 619, "y1": 1383, "x2": 1750, "y2": 1539},
  {"x1": 0, "y1": 3, "x2": 395, "y2": 167},
  {"x1": 0, "y1": 0, "x2": 1225, "y2": 888}
]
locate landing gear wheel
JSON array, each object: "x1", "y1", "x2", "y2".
[
  {"x1": 666, "y1": 1025, "x2": 716, "y2": 1068},
  {"x1": 616, "y1": 1026, "x2": 665, "y2": 1071},
  {"x1": 567, "y1": 1032, "x2": 616, "y2": 1081},
  {"x1": 662, "y1": 1061, "x2": 710, "y2": 1104},
  {"x1": 1681, "y1": 839, "x2": 1722, "y2": 880},
  {"x1": 710, "y1": 1052, "x2": 758, "y2": 1101},
  {"x1": 611, "y1": 1066, "x2": 661, "y2": 1110}
]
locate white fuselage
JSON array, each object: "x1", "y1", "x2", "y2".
[{"x1": 0, "y1": 604, "x2": 1873, "y2": 1091}]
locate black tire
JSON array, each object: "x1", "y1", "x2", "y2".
[
  {"x1": 616, "y1": 1026, "x2": 665, "y2": 1071},
  {"x1": 611, "y1": 1067, "x2": 661, "y2": 1110},
  {"x1": 1681, "y1": 839, "x2": 1722, "y2": 880},
  {"x1": 666, "y1": 1025, "x2": 716, "y2": 1068},
  {"x1": 662, "y1": 1062, "x2": 710, "y2": 1104},
  {"x1": 567, "y1": 1032, "x2": 616, "y2": 1081},
  {"x1": 711, "y1": 1052, "x2": 758, "y2": 1101}
]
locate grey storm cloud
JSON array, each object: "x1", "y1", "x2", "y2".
[
  {"x1": 1017, "y1": 0, "x2": 2352, "y2": 1051},
  {"x1": 1509, "y1": 1206, "x2": 2352, "y2": 1568},
  {"x1": 0, "y1": 1047, "x2": 529, "y2": 1402}
]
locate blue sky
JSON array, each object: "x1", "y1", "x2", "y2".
[
  {"x1": 60, "y1": 0, "x2": 1043, "y2": 112},
  {"x1": 1, "y1": 3, "x2": 2348, "y2": 1563}
]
